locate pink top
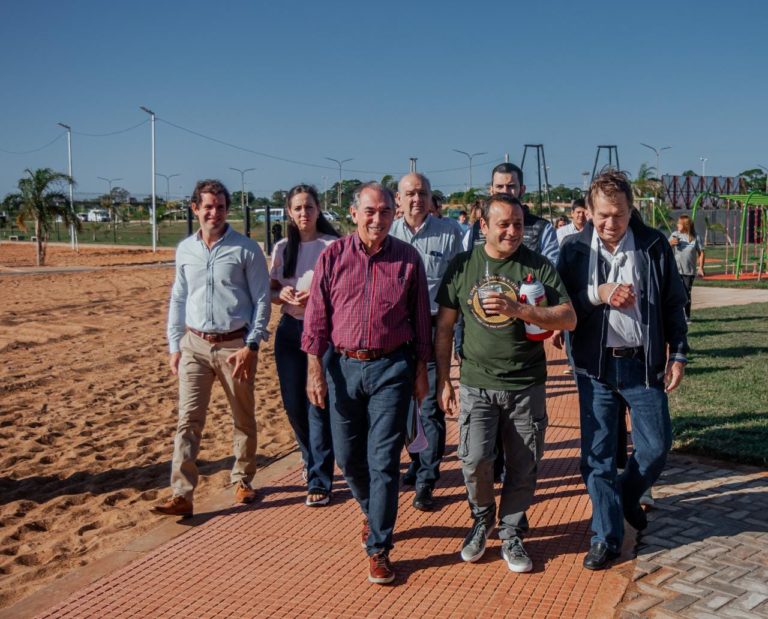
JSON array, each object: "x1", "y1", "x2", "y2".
[
  {"x1": 269, "y1": 234, "x2": 337, "y2": 320},
  {"x1": 301, "y1": 233, "x2": 433, "y2": 363}
]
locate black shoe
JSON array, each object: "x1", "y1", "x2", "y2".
[
  {"x1": 583, "y1": 541, "x2": 620, "y2": 570},
  {"x1": 412, "y1": 486, "x2": 435, "y2": 511},
  {"x1": 401, "y1": 471, "x2": 416, "y2": 486},
  {"x1": 624, "y1": 502, "x2": 648, "y2": 532}
]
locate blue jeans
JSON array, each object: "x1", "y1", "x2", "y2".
[
  {"x1": 576, "y1": 354, "x2": 672, "y2": 551},
  {"x1": 274, "y1": 315, "x2": 334, "y2": 494},
  {"x1": 404, "y1": 360, "x2": 446, "y2": 489},
  {"x1": 326, "y1": 348, "x2": 414, "y2": 555}
]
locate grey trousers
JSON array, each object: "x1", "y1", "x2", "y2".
[{"x1": 457, "y1": 383, "x2": 547, "y2": 539}]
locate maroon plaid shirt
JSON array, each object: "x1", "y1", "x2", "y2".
[{"x1": 301, "y1": 233, "x2": 432, "y2": 363}]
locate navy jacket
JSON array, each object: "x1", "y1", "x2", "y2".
[{"x1": 557, "y1": 218, "x2": 689, "y2": 387}]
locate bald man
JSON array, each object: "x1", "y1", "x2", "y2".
[{"x1": 390, "y1": 173, "x2": 463, "y2": 511}]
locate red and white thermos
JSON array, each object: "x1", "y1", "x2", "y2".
[{"x1": 518, "y1": 273, "x2": 553, "y2": 341}]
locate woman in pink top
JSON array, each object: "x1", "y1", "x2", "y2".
[{"x1": 270, "y1": 185, "x2": 339, "y2": 506}]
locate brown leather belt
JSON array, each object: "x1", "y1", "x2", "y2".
[
  {"x1": 336, "y1": 345, "x2": 404, "y2": 361},
  {"x1": 187, "y1": 326, "x2": 247, "y2": 343},
  {"x1": 608, "y1": 346, "x2": 643, "y2": 358}
]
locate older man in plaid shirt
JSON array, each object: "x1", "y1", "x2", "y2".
[{"x1": 302, "y1": 181, "x2": 432, "y2": 585}]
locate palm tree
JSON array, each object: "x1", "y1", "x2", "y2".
[
  {"x1": 632, "y1": 162, "x2": 660, "y2": 199},
  {"x1": 9, "y1": 168, "x2": 78, "y2": 266},
  {"x1": 380, "y1": 175, "x2": 398, "y2": 192}
]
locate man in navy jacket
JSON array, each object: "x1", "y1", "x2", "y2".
[{"x1": 557, "y1": 170, "x2": 688, "y2": 570}]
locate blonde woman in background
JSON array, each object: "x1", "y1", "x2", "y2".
[{"x1": 669, "y1": 215, "x2": 705, "y2": 323}]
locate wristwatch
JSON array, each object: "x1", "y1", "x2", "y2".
[{"x1": 247, "y1": 341, "x2": 260, "y2": 352}]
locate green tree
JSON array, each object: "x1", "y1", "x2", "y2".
[
  {"x1": 271, "y1": 190, "x2": 287, "y2": 208},
  {"x1": 231, "y1": 190, "x2": 255, "y2": 211},
  {"x1": 110, "y1": 186, "x2": 130, "y2": 205},
  {"x1": 446, "y1": 187, "x2": 488, "y2": 206},
  {"x1": 739, "y1": 168, "x2": 767, "y2": 193},
  {"x1": 330, "y1": 179, "x2": 362, "y2": 209},
  {"x1": 633, "y1": 163, "x2": 661, "y2": 199},
  {"x1": 8, "y1": 168, "x2": 79, "y2": 266},
  {"x1": 682, "y1": 170, "x2": 696, "y2": 177},
  {"x1": 549, "y1": 184, "x2": 581, "y2": 202},
  {"x1": 380, "y1": 175, "x2": 398, "y2": 192}
]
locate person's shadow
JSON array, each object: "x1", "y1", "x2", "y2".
[{"x1": 635, "y1": 455, "x2": 768, "y2": 560}]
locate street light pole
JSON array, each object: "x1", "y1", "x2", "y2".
[
  {"x1": 700, "y1": 157, "x2": 708, "y2": 178},
  {"x1": 57, "y1": 122, "x2": 77, "y2": 250},
  {"x1": 156, "y1": 172, "x2": 180, "y2": 205},
  {"x1": 140, "y1": 106, "x2": 157, "y2": 252},
  {"x1": 97, "y1": 176, "x2": 122, "y2": 196},
  {"x1": 326, "y1": 157, "x2": 353, "y2": 210},
  {"x1": 322, "y1": 176, "x2": 328, "y2": 211},
  {"x1": 453, "y1": 149, "x2": 487, "y2": 190},
  {"x1": 97, "y1": 175, "x2": 122, "y2": 215},
  {"x1": 97, "y1": 176, "x2": 123, "y2": 243},
  {"x1": 640, "y1": 143, "x2": 671, "y2": 180},
  {"x1": 229, "y1": 167, "x2": 255, "y2": 237}
]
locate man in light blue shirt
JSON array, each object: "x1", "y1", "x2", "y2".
[
  {"x1": 390, "y1": 173, "x2": 462, "y2": 511},
  {"x1": 153, "y1": 179, "x2": 270, "y2": 518}
]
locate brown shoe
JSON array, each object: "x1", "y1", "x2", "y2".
[
  {"x1": 368, "y1": 551, "x2": 395, "y2": 584},
  {"x1": 361, "y1": 519, "x2": 369, "y2": 549},
  {"x1": 234, "y1": 480, "x2": 257, "y2": 504},
  {"x1": 151, "y1": 496, "x2": 193, "y2": 517}
]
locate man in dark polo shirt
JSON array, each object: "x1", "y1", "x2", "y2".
[
  {"x1": 302, "y1": 181, "x2": 432, "y2": 585},
  {"x1": 435, "y1": 193, "x2": 575, "y2": 573}
]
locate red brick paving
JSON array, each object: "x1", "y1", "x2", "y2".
[{"x1": 38, "y1": 346, "x2": 627, "y2": 618}]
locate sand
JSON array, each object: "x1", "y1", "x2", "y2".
[{"x1": 0, "y1": 243, "x2": 296, "y2": 609}]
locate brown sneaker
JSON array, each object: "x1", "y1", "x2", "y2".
[
  {"x1": 234, "y1": 480, "x2": 257, "y2": 504},
  {"x1": 368, "y1": 551, "x2": 395, "y2": 584},
  {"x1": 361, "y1": 519, "x2": 369, "y2": 549},
  {"x1": 151, "y1": 496, "x2": 193, "y2": 517}
]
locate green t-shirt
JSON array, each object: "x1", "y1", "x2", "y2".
[{"x1": 437, "y1": 244, "x2": 570, "y2": 391}]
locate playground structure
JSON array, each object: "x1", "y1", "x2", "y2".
[
  {"x1": 636, "y1": 192, "x2": 766, "y2": 280},
  {"x1": 449, "y1": 143, "x2": 765, "y2": 281},
  {"x1": 520, "y1": 144, "x2": 553, "y2": 220},
  {"x1": 690, "y1": 191, "x2": 767, "y2": 280}
]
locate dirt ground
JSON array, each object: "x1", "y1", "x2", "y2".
[
  {"x1": 0, "y1": 241, "x2": 176, "y2": 268},
  {"x1": 0, "y1": 243, "x2": 295, "y2": 609}
]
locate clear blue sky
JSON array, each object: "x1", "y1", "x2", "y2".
[{"x1": 1, "y1": 0, "x2": 765, "y2": 201}]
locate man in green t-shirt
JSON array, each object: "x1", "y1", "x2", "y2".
[{"x1": 435, "y1": 194, "x2": 576, "y2": 573}]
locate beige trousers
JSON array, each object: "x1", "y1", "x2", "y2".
[{"x1": 171, "y1": 331, "x2": 258, "y2": 500}]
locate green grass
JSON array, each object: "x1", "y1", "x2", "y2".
[
  {"x1": 61, "y1": 220, "x2": 266, "y2": 247},
  {"x1": 701, "y1": 244, "x2": 766, "y2": 272},
  {"x1": 2, "y1": 218, "x2": 357, "y2": 248},
  {"x1": 669, "y1": 302, "x2": 768, "y2": 466},
  {"x1": 696, "y1": 279, "x2": 768, "y2": 290}
]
